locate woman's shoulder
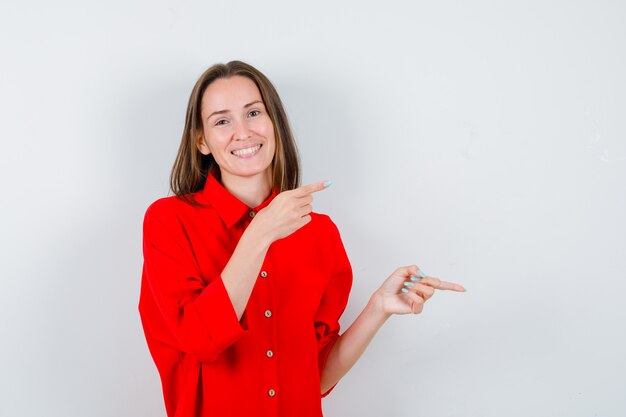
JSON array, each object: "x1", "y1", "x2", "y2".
[
  {"x1": 309, "y1": 211, "x2": 341, "y2": 235},
  {"x1": 145, "y1": 194, "x2": 182, "y2": 214},
  {"x1": 143, "y1": 192, "x2": 208, "y2": 222},
  {"x1": 310, "y1": 211, "x2": 329, "y2": 223}
]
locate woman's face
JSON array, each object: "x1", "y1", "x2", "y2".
[{"x1": 198, "y1": 75, "x2": 276, "y2": 185}]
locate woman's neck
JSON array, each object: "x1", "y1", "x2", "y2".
[{"x1": 219, "y1": 169, "x2": 272, "y2": 208}]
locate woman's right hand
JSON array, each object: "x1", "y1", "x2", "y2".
[{"x1": 250, "y1": 180, "x2": 331, "y2": 244}]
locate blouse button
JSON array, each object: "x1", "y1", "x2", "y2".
[
  {"x1": 268, "y1": 389, "x2": 276, "y2": 397},
  {"x1": 260, "y1": 271, "x2": 268, "y2": 278},
  {"x1": 264, "y1": 310, "x2": 272, "y2": 318},
  {"x1": 266, "y1": 349, "x2": 274, "y2": 358},
  {"x1": 248, "y1": 210, "x2": 256, "y2": 218}
]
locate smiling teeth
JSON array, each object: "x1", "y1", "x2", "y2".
[{"x1": 232, "y1": 144, "x2": 261, "y2": 156}]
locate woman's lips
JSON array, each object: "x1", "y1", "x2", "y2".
[{"x1": 231, "y1": 144, "x2": 262, "y2": 158}]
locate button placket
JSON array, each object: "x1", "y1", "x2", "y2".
[{"x1": 259, "y1": 265, "x2": 278, "y2": 408}]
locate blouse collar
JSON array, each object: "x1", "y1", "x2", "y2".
[{"x1": 202, "y1": 168, "x2": 279, "y2": 229}]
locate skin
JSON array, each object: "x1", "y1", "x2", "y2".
[{"x1": 197, "y1": 75, "x2": 466, "y2": 395}]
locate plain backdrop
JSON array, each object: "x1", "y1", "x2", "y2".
[{"x1": 1, "y1": 1, "x2": 625, "y2": 416}]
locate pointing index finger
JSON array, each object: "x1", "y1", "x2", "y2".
[
  {"x1": 437, "y1": 280, "x2": 466, "y2": 292},
  {"x1": 420, "y1": 276, "x2": 466, "y2": 292},
  {"x1": 296, "y1": 180, "x2": 332, "y2": 196}
]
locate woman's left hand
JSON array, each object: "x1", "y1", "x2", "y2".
[{"x1": 374, "y1": 265, "x2": 466, "y2": 316}]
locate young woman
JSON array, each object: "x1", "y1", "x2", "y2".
[{"x1": 138, "y1": 60, "x2": 465, "y2": 417}]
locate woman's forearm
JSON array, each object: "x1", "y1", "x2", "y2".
[
  {"x1": 220, "y1": 224, "x2": 271, "y2": 321},
  {"x1": 320, "y1": 291, "x2": 391, "y2": 394}
]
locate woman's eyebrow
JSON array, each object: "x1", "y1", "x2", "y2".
[{"x1": 207, "y1": 100, "x2": 263, "y2": 120}]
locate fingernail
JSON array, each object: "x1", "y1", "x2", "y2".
[
  {"x1": 324, "y1": 180, "x2": 332, "y2": 187},
  {"x1": 401, "y1": 288, "x2": 409, "y2": 293},
  {"x1": 410, "y1": 276, "x2": 421, "y2": 282},
  {"x1": 403, "y1": 282, "x2": 414, "y2": 287},
  {"x1": 417, "y1": 270, "x2": 426, "y2": 278}
]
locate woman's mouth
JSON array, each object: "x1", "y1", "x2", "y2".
[{"x1": 231, "y1": 144, "x2": 262, "y2": 158}]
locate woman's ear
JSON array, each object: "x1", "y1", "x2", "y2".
[{"x1": 197, "y1": 134, "x2": 211, "y2": 155}]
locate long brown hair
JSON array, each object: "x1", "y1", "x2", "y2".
[{"x1": 170, "y1": 60, "x2": 301, "y2": 206}]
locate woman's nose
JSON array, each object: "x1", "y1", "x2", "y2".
[{"x1": 232, "y1": 120, "x2": 252, "y2": 140}]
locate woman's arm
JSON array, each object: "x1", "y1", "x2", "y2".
[
  {"x1": 221, "y1": 224, "x2": 271, "y2": 321},
  {"x1": 319, "y1": 291, "x2": 389, "y2": 394},
  {"x1": 320, "y1": 265, "x2": 465, "y2": 394}
]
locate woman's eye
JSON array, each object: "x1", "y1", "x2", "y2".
[
  {"x1": 249, "y1": 110, "x2": 260, "y2": 117},
  {"x1": 215, "y1": 119, "x2": 228, "y2": 126}
]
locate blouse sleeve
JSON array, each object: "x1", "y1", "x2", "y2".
[
  {"x1": 141, "y1": 201, "x2": 248, "y2": 363},
  {"x1": 314, "y1": 216, "x2": 353, "y2": 398}
]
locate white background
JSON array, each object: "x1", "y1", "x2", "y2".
[{"x1": 1, "y1": 1, "x2": 625, "y2": 416}]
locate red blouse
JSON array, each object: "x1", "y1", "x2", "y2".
[{"x1": 138, "y1": 169, "x2": 353, "y2": 417}]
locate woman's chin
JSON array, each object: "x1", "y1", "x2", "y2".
[{"x1": 221, "y1": 164, "x2": 272, "y2": 180}]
